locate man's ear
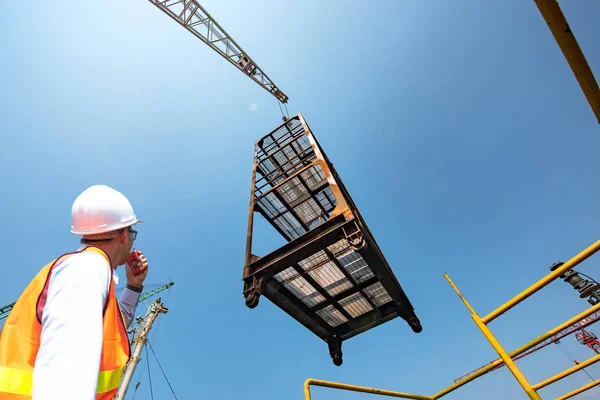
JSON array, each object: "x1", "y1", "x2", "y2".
[{"x1": 120, "y1": 229, "x2": 127, "y2": 244}]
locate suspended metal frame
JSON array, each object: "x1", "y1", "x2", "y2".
[
  {"x1": 147, "y1": 0, "x2": 289, "y2": 103},
  {"x1": 243, "y1": 113, "x2": 421, "y2": 366}
]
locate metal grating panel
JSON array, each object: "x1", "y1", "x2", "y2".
[
  {"x1": 300, "y1": 164, "x2": 327, "y2": 190},
  {"x1": 257, "y1": 193, "x2": 286, "y2": 218},
  {"x1": 299, "y1": 251, "x2": 353, "y2": 297},
  {"x1": 256, "y1": 166, "x2": 337, "y2": 241},
  {"x1": 315, "y1": 187, "x2": 336, "y2": 211},
  {"x1": 258, "y1": 118, "x2": 305, "y2": 160},
  {"x1": 339, "y1": 252, "x2": 374, "y2": 284},
  {"x1": 273, "y1": 214, "x2": 304, "y2": 240},
  {"x1": 364, "y1": 282, "x2": 393, "y2": 307},
  {"x1": 339, "y1": 292, "x2": 374, "y2": 318},
  {"x1": 277, "y1": 177, "x2": 310, "y2": 208},
  {"x1": 316, "y1": 305, "x2": 348, "y2": 327},
  {"x1": 274, "y1": 267, "x2": 325, "y2": 307},
  {"x1": 293, "y1": 198, "x2": 326, "y2": 229},
  {"x1": 253, "y1": 115, "x2": 338, "y2": 242},
  {"x1": 278, "y1": 240, "x2": 396, "y2": 318},
  {"x1": 328, "y1": 239, "x2": 375, "y2": 284}
]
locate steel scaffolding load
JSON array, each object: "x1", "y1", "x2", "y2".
[{"x1": 242, "y1": 113, "x2": 422, "y2": 366}]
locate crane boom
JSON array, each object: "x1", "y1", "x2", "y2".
[
  {"x1": 148, "y1": 0, "x2": 289, "y2": 103},
  {"x1": 138, "y1": 281, "x2": 174, "y2": 302}
]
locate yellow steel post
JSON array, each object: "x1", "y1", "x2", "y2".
[
  {"x1": 472, "y1": 316, "x2": 541, "y2": 399},
  {"x1": 532, "y1": 353, "x2": 600, "y2": 390},
  {"x1": 303, "y1": 379, "x2": 432, "y2": 400},
  {"x1": 482, "y1": 239, "x2": 600, "y2": 324},
  {"x1": 556, "y1": 378, "x2": 600, "y2": 400},
  {"x1": 304, "y1": 379, "x2": 312, "y2": 400},
  {"x1": 534, "y1": 0, "x2": 600, "y2": 125},
  {"x1": 444, "y1": 274, "x2": 542, "y2": 400}
]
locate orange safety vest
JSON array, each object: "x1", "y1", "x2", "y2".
[{"x1": 0, "y1": 247, "x2": 131, "y2": 399}]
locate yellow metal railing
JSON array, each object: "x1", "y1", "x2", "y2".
[
  {"x1": 304, "y1": 239, "x2": 600, "y2": 400},
  {"x1": 480, "y1": 240, "x2": 600, "y2": 325},
  {"x1": 442, "y1": 239, "x2": 600, "y2": 400},
  {"x1": 556, "y1": 378, "x2": 600, "y2": 400},
  {"x1": 304, "y1": 379, "x2": 432, "y2": 400}
]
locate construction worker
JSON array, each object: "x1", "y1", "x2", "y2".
[{"x1": 0, "y1": 184, "x2": 148, "y2": 400}]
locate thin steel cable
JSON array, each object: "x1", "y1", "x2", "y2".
[
  {"x1": 131, "y1": 382, "x2": 141, "y2": 400},
  {"x1": 284, "y1": 102, "x2": 290, "y2": 118},
  {"x1": 557, "y1": 341, "x2": 595, "y2": 381},
  {"x1": 146, "y1": 343, "x2": 154, "y2": 400},
  {"x1": 583, "y1": 368, "x2": 595, "y2": 381},
  {"x1": 277, "y1": 99, "x2": 285, "y2": 120},
  {"x1": 147, "y1": 338, "x2": 178, "y2": 399}
]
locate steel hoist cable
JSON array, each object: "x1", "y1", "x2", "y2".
[{"x1": 148, "y1": 338, "x2": 178, "y2": 399}]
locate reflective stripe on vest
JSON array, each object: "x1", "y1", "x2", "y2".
[
  {"x1": 0, "y1": 367, "x2": 32, "y2": 396},
  {"x1": 0, "y1": 366, "x2": 124, "y2": 396}
]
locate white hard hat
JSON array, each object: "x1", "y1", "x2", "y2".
[{"x1": 71, "y1": 185, "x2": 142, "y2": 238}]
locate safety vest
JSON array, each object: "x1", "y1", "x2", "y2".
[{"x1": 0, "y1": 247, "x2": 131, "y2": 399}]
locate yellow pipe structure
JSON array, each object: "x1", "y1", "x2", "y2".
[
  {"x1": 431, "y1": 302, "x2": 600, "y2": 398},
  {"x1": 444, "y1": 274, "x2": 542, "y2": 399},
  {"x1": 472, "y1": 317, "x2": 541, "y2": 399},
  {"x1": 556, "y1": 378, "x2": 600, "y2": 400},
  {"x1": 304, "y1": 302, "x2": 600, "y2": 400},
  {"x1": 444, "y1": 272, "x2": 477, "y2": 315},
  {"x1": 481, "y1": 239, "x2": 600, "y2": 324},
  {"x1": 534, "y1": 0, "x2": 600, "y2": 125},
  {"x1": 430, "y1": 358, "x2": 503, "y2": 398},
  {"x1": 532, "y1": 353, "x2": 600, "y2": 390},
  {"x1": 512, "y1": 303, "x2": 600, "y2": 360},
  {"x1": 303, "y1": 379, "x2": 432, "y2": 400}
]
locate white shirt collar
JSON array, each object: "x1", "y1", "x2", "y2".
[{"x1": 76, "y1": 244, "x2": 120, "y2": 285}]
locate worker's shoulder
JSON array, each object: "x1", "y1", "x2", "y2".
[
  {"x1": 69, "y1": 250, "x2": 110, "y2": 264},
  {"x1": 54, "y1": 250, "x2": 112, "y2": 275}
]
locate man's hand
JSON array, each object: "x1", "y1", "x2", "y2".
[{"x1": 125, "y1": 250, "x2": 148, "y2": 288}]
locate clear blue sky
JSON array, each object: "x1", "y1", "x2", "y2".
[{"x1": 1, "y1": 0, "x2": 600, "y2": 399}]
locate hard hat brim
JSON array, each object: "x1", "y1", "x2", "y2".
[{"x1": 71, "y1": 219, "x2": 143, "y2": 236}]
